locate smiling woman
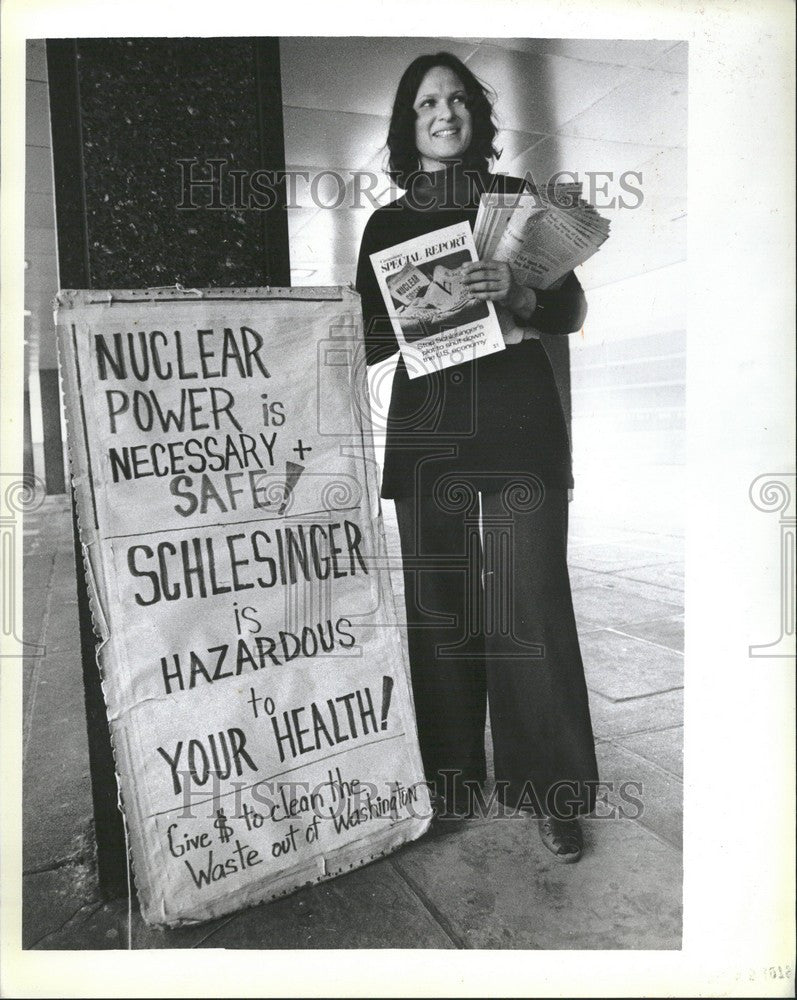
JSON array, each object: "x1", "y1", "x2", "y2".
[
  {"x1": 355, "y1": 50, "x2": 598, "y2": 865},
  {"x1": 385, "y1": 51, "x2": 499, "y2": 185}
]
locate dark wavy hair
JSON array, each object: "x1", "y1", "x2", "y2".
[{"x1": 386, "y1": 51, "x2": 500, "y2": 184}]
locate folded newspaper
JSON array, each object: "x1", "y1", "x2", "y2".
[
  {"x1": 473, "y1": 181, "x2": 611, "y2": 291},
  {"x1": 369, "y1": 221, "x2": 504, "y2": 378}
]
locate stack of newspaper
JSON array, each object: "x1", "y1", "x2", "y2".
[{"x1": 473, "y1": 182, "x2": 611, "y2": 290}]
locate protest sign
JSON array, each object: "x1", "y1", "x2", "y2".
[{"x1": 55, "y1": 286, "x2": 430, "y2": 927}]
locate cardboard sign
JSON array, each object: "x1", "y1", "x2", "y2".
[{"x1": 55, "y1": 286, "x2": 430, "y2": 927}]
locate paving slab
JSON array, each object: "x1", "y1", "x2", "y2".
[
  {"x1": 587, "y1": 687, "x2": 684, "y2": 740},
  {"x1": 40, "y1": 597, "x2": 82, "y2": 655},
  {"x1": 568, "y1": 541, "x2": 676, "y2": 573},
  {"x1": 23, "y1": 644, "x2": 93, "y2": 871},
  {"x1": 22, "y1": 499, "x2": 94, "y2": 874},
  {"x1": 569, "y1": 566, "x2": 684, "y2": 607},
  {"x1": 587, "y1": 574, "x2": 685, "y2": 609},
  {"x1": 21, "y1": 640, "x2": 48, "y2": 725},
  {"x1": 23, "y1": 544, "x2": 55, "y2": 586},
  {"x1": 613, "y1": 561, "x2": 684, "y2": 592},
  {"x1": 23, "y1": 861, "x2": 100, "y2": 948},
  {"x1": 30, "y1": 895, "x2": 229, "y2": 950},
  {"x1": 195, "y1": 857, "x2": 455, "y2": 949},
  {"x1": 30, "y1": 850, "x2": 457, "y2": 950},
  {"x1": 23, "y1": 551, "x2": 55, "y2": 646},
  {"x1": 48, "y1": 556, "x2": 81, "y2": 605},
  {"x1": 616, "y1": 726, "x2": 683, "y2": 778},
  {"x1": 573, "y1": 584, "x2": 683, "y2": 629},
  {"x1": 581, "y1": 628, "x2": 683, "y2": 701},
  {"x1": 568, "y1": 524, "x2": 661, "y2": 547},
  {"x1": 22, "y1": 791, "x2": 94, "y2": 876},
  {"x1": 568, "y1": 565, "x2": 617, "y2": 590},
  {"x1": 619, "y1": 615, "x2": 684, "y2": 653},
  {"x1": 596, "y1": 741, "x2": 683, "y2": 849},
  {"x1": 391, "y1": 814, "x2": 682, "y2": 949}
]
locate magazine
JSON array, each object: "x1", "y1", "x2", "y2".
[{"x1": 369, "y1": 221, "x2": 505, "y2": 379}]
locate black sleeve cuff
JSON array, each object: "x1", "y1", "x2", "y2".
[{"x1": 530, "y1": 272, "x2": 588, "y2": 335}]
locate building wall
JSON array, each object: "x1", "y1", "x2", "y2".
[
  {"x1": 279, "y1": 37, "x2": 687, "y2": 525},
  {"x1": 25, "y1": 40, "x2": 64, "y2": 492}
]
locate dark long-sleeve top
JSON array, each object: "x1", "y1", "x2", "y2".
[{"x1": 355, "y1": 170, "x2": 585, "y2": 499}]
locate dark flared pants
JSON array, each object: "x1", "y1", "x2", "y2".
[{"x1": 394, "y1": 485, "x2": 598, "y2": 818}]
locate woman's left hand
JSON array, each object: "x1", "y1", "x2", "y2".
[{"x1": 460, "y1": 260, "x2": 537, "y2": 322}]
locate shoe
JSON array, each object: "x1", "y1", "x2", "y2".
[
  {"x1": 538, "y1": 816, "x2": 583, "y2": 863},
  {"x1": 426, "y1": 792, "x2": 470, "y2": 836}
]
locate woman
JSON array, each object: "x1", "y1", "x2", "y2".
[{"x1": 355, "y1": 52, "x2": 598, "y2": 863}]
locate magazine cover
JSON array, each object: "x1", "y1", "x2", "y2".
[{"x1": 369, "y1": 221, "x2": 504, "y2": 378}]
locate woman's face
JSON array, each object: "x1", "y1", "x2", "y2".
[{"x1": 413, "y1": 65, "x2": 473, "y2": 170}]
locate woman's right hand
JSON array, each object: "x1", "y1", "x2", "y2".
[{"x1": 461, "y1": 259, "x2": 538, "y2": 323}]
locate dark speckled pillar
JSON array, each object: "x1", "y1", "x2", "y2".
[
  {"x1": 46, "y1": 37, "x2": 290, "y2": 898},
  {"x1": 48, "y1": 37, "x2": 290, "y2": 289}
]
